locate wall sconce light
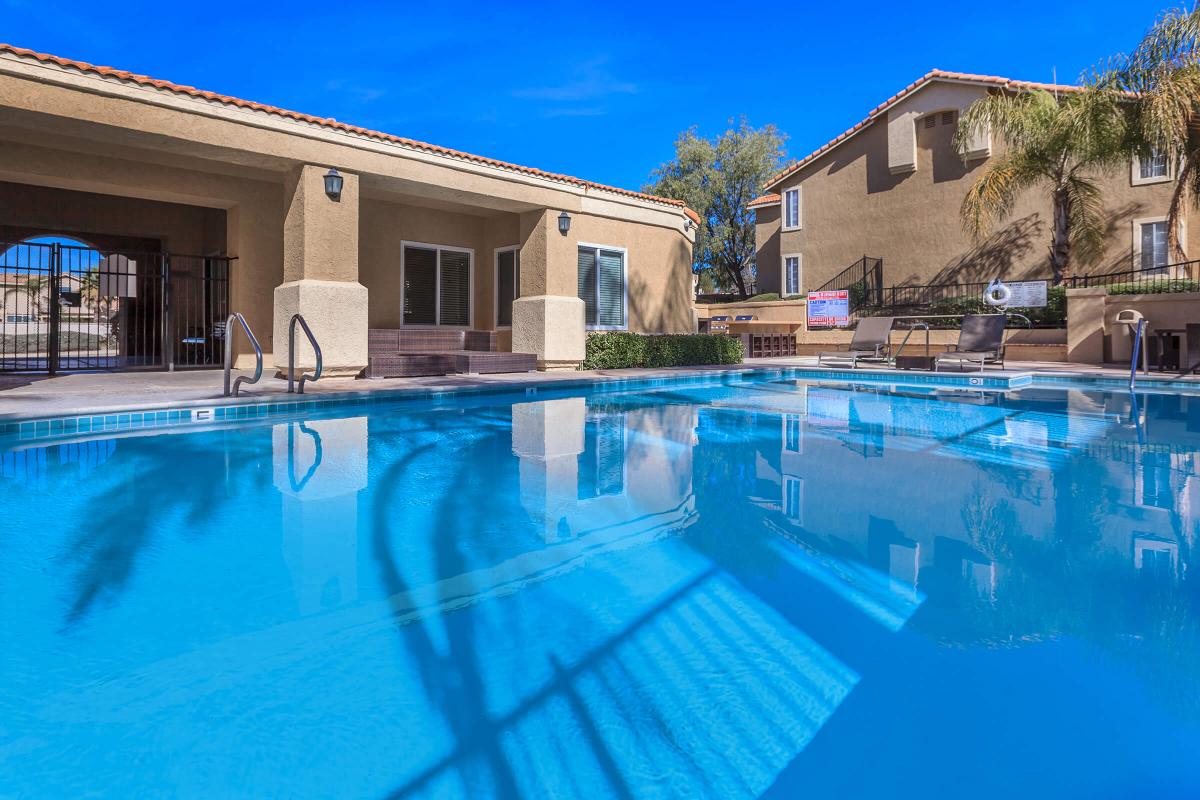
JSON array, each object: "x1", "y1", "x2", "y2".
[
  {"x1": 557, "y1": 210, "x2": 571, "y2": 235},
  {"x1": 323, "y1": 168, "x2": 344, "y2": 201},
  {"x1": 684, "y1": 219, "x2": 694, "y2": 233}
]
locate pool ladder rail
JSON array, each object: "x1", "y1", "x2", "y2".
[
  {"x1": 287, "y1": 313, "x2": 323, "y2": 394},
  {"x1": 222, "y1": 312, "x2": 263, "y2": 397}
]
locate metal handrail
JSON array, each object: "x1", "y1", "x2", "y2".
[
  {"x1": 1129, "y1": 317, "x2": 1145, "y2": 391},
  {"x1": 888, "y1": 312, "x2": 1030, "y2": 363},
  {"x1": 223, "y1": 312, "x2": 263, "y2": 397},
  {"x1": 287, "y1": 314, "x2": 323, "y2": 394}
]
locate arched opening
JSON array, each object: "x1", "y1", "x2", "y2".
[{"x1": 0, "y1": 234, "x2": 230, "y2": 373}]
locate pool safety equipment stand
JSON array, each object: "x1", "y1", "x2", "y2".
[{"x1": 1115, "y1": 309, "x2": 1149, "y2": 390}]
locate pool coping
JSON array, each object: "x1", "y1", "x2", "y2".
[{"x1": 2, "y1": 364, "x2": 1198, "y2": 444}]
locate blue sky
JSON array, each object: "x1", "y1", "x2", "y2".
[{"x1": 2, "y1": 0, "x2": 1173, "y2": 191}]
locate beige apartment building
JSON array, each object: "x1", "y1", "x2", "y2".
[
  {"x1": 0, "y1": 44, "x2": 697, "y2": 376},
  {"x1": 751, "y1": 70, "x2": 1185, "y2": 297}
]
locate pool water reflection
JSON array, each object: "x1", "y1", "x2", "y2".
[{"x1": 1, "y1": 378, "x2": 1198, "y2": 798}]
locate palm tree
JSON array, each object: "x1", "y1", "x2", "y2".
[
  {"x1": 1094, "y1": 7, "x2": 1200, "y2": 261},
  {"x1": 21, "y1": 275, "x2": 46, "y2": 318},
  {"x1": 954, "y1": 86, "x2": 1129, "y2": 283}
]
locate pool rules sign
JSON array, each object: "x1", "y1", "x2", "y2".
[{"x1": 807, "y1": 290, "x2": 850, "y2": 328}]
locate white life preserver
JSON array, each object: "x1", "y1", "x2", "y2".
[{"x1": 983, "y1": 280, "x2": 1012, "y2": 307}]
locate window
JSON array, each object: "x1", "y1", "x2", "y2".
[
  {"x1": 784, "y1": 414, "x2": 803, "y2": 453},
  {"x1": 1133, "y1": 149, "x2": 1172, "y2": 185},
  {"x1": 783, "y1": 255, "x2": 802, "y2": 295},
  {"x1": 783, "y1": 188, "x2": 801, "y2": 230},
  {"x1": 1140, "y1": 150, "x2": 1169, "y2": 180},
  {"x1": 579, "y1": 413, "x2": 625, "y2": 499},
  {"x1": 402, "y1": 243, "x2": 472, "y2": 326},
  {"x1": 783, "y1": 476, "x2": 803, "y2": 522},
  {"x1": 578, "y1": 245, "x2": 626, "y2": 328},
  {"x1": 496, "y1": 247, "x2": 520, "y2": 326},
  {"x1": 1140, "y1": 221, "x2": 1169, "y2": 273}
]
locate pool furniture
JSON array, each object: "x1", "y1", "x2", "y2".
[
  {"x1": 816, "y1": 316, "x2": 894, "y2": 368},
  {"x1": 367, "y1": 329, "x2": 537, "y2": 378},
  {"x1": 933, "y1": 314, "x2": 1007, "y2": 372}
]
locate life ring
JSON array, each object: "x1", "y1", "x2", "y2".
[{"x1": 983, "y1": 280, "x2": 1012, "y2": 307}]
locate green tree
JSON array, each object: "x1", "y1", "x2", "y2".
[
  {"x1": 645, "y1": 119, "x2": 787, "y2": 298},
  {"x1": 954, "y1": 87, "x2": 1129, "y2": 283},
  {"x1": 1094, "y1": 6, "x2": 1200, "y2": 260}
]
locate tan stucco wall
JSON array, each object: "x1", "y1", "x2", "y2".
[
  {"x1": 0, "y1": 53, "x2": 697, "y2": 371},
  {"x1": 757, "y1": 83, "x2": 1184, "y2": 296},
  {"x1": 546, "y1": 213, "x2": 694, "y2": 334}
]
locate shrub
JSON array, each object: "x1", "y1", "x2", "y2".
[
  {"x1": 580, "y1": 332, "x2": 743, "y2": 370},
  {"x1": 1107, "y1": 279, "x2": 1200, "y2": 295},
  {"x1": 746, "y1": 292, "x2": 782, "y2": 302}
]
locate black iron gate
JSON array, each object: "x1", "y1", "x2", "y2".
[{"x1": 0, "y1": 240, "x2": 231, "y2": 373}]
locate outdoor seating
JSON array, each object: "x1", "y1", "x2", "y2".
[
  {"x1": 933, "y1": 314, "x2": 1008, "y2": 372},
  {"x1": 817, "y1": 316, "x2": 894, "y2": 368}
]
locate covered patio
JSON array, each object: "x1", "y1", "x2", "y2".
[{"x1": 0, "y1": 45, "x2": 696, "y2": 379}]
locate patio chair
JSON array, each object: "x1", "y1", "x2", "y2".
[
  {"x1": 709, "y1": 314, "x2": 731, "y2": 333},
  {"x1": 816, "y1": 316, "x2": 894, "y2": 368},
  {"x1": 933, "y1": 314, "x2": 1007, "y2": 372},
  {"x1": 734, "y1": 314, "x2": 755, "y2": 322}
]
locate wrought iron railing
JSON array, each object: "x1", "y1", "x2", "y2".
[
  {"x1": 1062, "y1": 260, "x2": 1200, "y2": 293},
  {"x1": 0, "y1": 240, "x2": 232, "y2": 373},
  {"x1": 814, "y1": 255, "x2": 884, "y2": 313}
]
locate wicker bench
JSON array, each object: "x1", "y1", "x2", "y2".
[{"x1": 366, "y1": 329, "x2": 537, "y2": 378}]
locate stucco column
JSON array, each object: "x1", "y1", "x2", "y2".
[
  {"x1": 512, "y1": 208, "x2": 585, "y2": 370},
  {"x1": 512, "y1": 398, "x2": 586, "y2": 542},
  {"x1": 274, "y1": 164, "x2": 367, "y2": 377},
  {"x1": 1066, "y1": 287, "x2": 1107, "y2": 364}
]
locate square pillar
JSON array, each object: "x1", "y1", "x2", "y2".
[
  {"x1": 274, "y1": 164, "x2": 367, "y2": 377},
  {"x1": 513, "y1": 209, "x2": 585, "y2": 370},
  {"x1": 1066, "y1": 288, "x2": 1107, "y2": 364}
]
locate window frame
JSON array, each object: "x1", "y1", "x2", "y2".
[
  {"x1": 399, "y1": 240, "x2": 474, "y2": 328},
  {"x1": 494, "y1": 245, "x2": 520, "y2": 328},
  {"x1": 577, "y1": 242, "x2": 629, "y2": 331},
  {"x1": 781, "y1": 253, "x2": 803, "y2": 296},
  {"x1": 1131, "y1": 149, "x2": 1173, "y2": 186},
  {"x1": 782, "y1": 187, "x2": 802, "y2": 231},
  {"x1": 1132, "y1": 216, "x2": 1185, "y2": 273}
]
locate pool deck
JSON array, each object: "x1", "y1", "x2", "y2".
[{"x1": 1, "y1": 357, "x2": 1197, "y2": 422}]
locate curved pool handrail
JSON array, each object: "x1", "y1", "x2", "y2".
[
  {"x1": 287, "y1": 314, "x2": 323, "y2": 394},
  {"x1": 223, "y1": 312, "x2": 263, "y2": 397}
]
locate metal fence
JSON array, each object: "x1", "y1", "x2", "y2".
[
  {"x1": 0, "y1": 240, "x2": 231, "y2": 373},
  {"x1": 814, "y1": 256, "x2": 884, "y2": 313},
  {"x1": 1062, "y1": 260, "x2": 1200, "y2": 293}
]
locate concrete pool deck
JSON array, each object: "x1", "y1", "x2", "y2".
[{"x1": 1, "y1": 358, "x2": 1197, "y2": 422}]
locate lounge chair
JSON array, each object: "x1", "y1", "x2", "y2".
[
  {"x1": 933, "y1": 314, "x2": 1007, "y2": 372},
  {"x1": 709, "y1": 315, "x2": 731, "y2": 333},
  {"x1": 734, "y1": 314, "x2": 755, "y2": 322},
  {"x1": 816, "y1": 316, "x2": 894, "y2": 368}
]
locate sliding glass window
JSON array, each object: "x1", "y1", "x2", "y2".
[
  {"x1": 577, "y1": 245, "x2": 626, "y2": 328},
  {"x1": 403, "y1": 243, "x2": 472, "y2": 326}
]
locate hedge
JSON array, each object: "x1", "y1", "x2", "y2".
[{"x1": 580, "y1": 332, "x2": 744, "y2": 370}]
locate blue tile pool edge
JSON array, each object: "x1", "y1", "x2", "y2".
[{"x1": 2, "y1": 366, "x2": 1198, "y2": 444}]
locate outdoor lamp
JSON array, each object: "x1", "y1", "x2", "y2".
[
  {"x1": 324, "y1": 168, "x2": 344, "y2": 201},
  {"x1": 558, "y1": 210, "x2": 571, "y2": 235}
]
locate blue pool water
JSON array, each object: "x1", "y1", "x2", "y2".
[{"x1": 2, "y1": 375, "x2": 1199, "y2": 798}]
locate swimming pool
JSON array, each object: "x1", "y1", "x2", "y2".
[{"x1": 2, "y1": 373, "x2": 1198, "y2": 798}]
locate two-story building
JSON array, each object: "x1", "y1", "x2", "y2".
[{"x1": 750, "y1": 70, "x2": 1184, "y2": 297}]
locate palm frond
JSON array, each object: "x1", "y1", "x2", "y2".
[{"x1": 959, "y1": 151, "x2": 1042, "y2": 239}]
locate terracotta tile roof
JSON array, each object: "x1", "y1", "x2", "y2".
[
  {"x1": 0, "y1": 43, "x2": 700, "y2": 225},
  {"x1": 747, "y1": 193, "x2": 780, "y2": 209},
  {"x1": 764, "y1": 69, "x2": 1086, "y2": 190}
]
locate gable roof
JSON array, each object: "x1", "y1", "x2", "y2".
[
  {"x1": 0, "y1": 43, "x2": 700, "y2": 224},
  {"x1": 762, "y1": 69, "x2": 1083, "y2": 192}
]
